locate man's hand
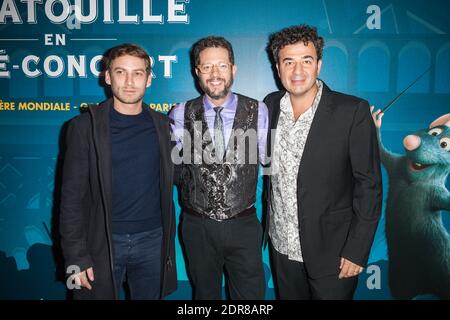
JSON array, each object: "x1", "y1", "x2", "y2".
[
  {"x1": 339, "y1": 258, "x2": 363, "y2": 279},
  {"x1": 370, "y1": 106, "x2": 384, "y2": 129},
  {"x1": 74, "y1": 267, "x2": 95, "y2": 290}
]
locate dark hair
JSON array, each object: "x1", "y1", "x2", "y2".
[
  {"x1": 104, "y1": 43, "x2": 151, "y2": 74},
  {"x1": 269, "y1": 25, "x2": 324, "y2": 63},
  {"x1": 192, "y1": 36, "x2": 235, "y2": 66}
]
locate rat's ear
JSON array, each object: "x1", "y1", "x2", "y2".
[{"x1": 430, "y1": 114, "x2": 450, "y2": 128}]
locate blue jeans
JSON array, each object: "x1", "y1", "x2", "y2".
[{"x1": 112, "y1": 227, "x2": 162, "y2": 300}]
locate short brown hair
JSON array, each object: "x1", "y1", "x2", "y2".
[
  {"x1": 192, "y1": 36, "x2": 235, "y2": 66},
  {"x1": 269, "y1": 25, "x2": 324, "y2": 63},
  {"x1": 104, "y1": 43, "x2": 151, "y2": 74}
]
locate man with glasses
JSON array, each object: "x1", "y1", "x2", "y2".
[{"x1": 169, "y1": 36, "x2": 268, "y2": 300}]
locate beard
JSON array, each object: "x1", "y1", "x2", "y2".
[
  {"x1": 199, "y1": 75, "x2": 234, "y2": 101},
  {"x1": 115, "y1": 94, "x2": 144, "y2": 105},
  {"x1": 111, "y1": 86, "x2": 145, "y2": 105}
]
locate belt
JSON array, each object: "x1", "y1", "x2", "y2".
[{"x1": 184, "y1": 206, "x2": 256, "y2": 221}]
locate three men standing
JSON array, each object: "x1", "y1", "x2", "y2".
[{"x1": 60, "y1": 26, "x2": 381, "y2": 301}]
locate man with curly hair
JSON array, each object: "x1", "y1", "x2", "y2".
[{"x1": 263, "y1": 25, "x2": 382, "y2": 299}]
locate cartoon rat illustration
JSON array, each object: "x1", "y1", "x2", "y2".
[{"x1": 371, "y1": 108, "x2": 450, "y2": 300}]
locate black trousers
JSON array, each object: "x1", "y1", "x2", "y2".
[
  {"x1": 181, "y1": 212, "x2": 265, "y2": 300},
  {"x1": 269, "y1": 240, "x2": 358, "y2": 300}
]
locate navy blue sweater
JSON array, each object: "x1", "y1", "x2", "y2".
[{"x1": 110, "y1": 106, "x2": 161, "y2": 234}]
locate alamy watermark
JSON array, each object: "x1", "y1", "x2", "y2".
[{"x1": 170, "y1": 123, "x2": 280, "y2": 176}]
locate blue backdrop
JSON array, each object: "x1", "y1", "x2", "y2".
[{"x1": 0, "y1": 0, "x2": 449, "y2": 299}]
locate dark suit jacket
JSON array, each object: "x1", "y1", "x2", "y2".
[
  {"x1": 60, "y1": 98, "x2": 177, "y2": 299},
  {"x1": 263, "y1": 83, "x2": 382, "y2": 279}
]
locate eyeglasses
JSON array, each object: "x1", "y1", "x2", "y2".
[{"x1": 197, "y1": 63, "x2": 232, "y2": 74}]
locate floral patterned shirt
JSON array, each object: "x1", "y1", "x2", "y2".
[{"x1": 269, "y1": 80, "x2": 323, "y2": 262}]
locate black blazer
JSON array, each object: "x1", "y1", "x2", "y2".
[
  {"x1": 60, "y1": 98, "x2": 177, "y2": 299},
  {"x1": 263, "y1": 83, "x2": 382, "y2": 279}
]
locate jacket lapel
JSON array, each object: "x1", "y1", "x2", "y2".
[
  {"x1": 148, "y1": 107, "x2": 172, "y2": 192},
  {"x1": 298, "y1": 83, "x2": 335, "y2": 181},
  {"x1": 91, "y1": 99, "x2": 113, "y2": 219},
  {"x1": 147, "y1": 107, "x2": 173, "y2": 234},
  {"x1": 267, "y1": 91, "x2": 284, "y2": 158}
]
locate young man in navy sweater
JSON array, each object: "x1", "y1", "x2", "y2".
[{"x1": 60, "y1": 44, "x2": 176, "y2": 299}]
